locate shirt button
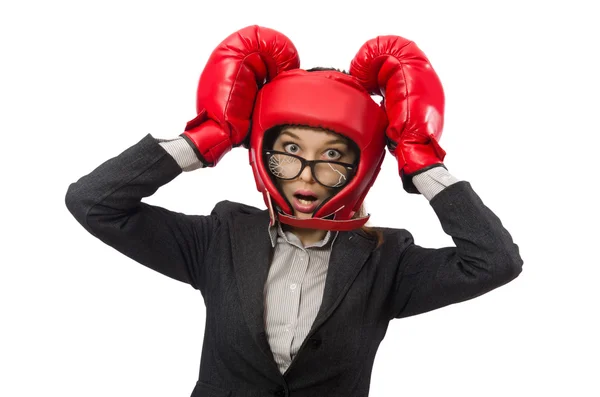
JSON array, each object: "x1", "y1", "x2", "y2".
[{"x1": 290, "y1": 283, "x2": 297, "y2": 290}]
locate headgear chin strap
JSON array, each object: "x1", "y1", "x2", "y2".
[
  {"x1": 249, "y1": 67, "x2": 388, "y2": 232},
  {"x1": 264, "y1": 190, "x2": 371, "y2": 231},
  {"x1": 277, "y1": 212, "x2": 372, "y2": 231}
]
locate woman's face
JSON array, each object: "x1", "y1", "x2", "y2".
[{"x1": 270, "y1": 126, "x2": 358, "y2": 220}]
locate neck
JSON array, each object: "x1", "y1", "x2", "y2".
[{"x1": 282, "y1": 224, "x2": 327, "y2": 246}]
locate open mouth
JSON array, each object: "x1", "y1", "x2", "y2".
[
  {"x1": 292, "y1": 190, "x2": 319, "y2": 214},
  {"x1": 294, "y1": 193, "x2": 317, "y2": 205}
]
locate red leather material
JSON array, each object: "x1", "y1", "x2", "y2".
[
  {"x1": 277, "y1": 212, "x2": 370, "y2": 231},
  {"x1": 249, "y1": 69, "x2": 388, "y2": 228},
  {"x1": 350, "y1": 35, "x2": 446, "y2": 190},
  {"x1": 182, "y1": 116, "x2": 232, "y2": 166},
  {"x1": 183, "y1": 25, "x2": 299, "y2": 166}
]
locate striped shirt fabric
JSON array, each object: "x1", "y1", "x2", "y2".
[{"x1": 265, "y1": 223, "x2": 337, "y2": 374}]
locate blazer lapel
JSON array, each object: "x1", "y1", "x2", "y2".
[
  {"x1": 310, "y1": 231, "x2": 376, "y2": 333},
  {"x1": 229, "y1": 209, "x2": 278, "y2": 368}
]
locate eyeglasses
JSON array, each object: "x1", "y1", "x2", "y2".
[{"x1": 264, "y1": 150, "x2": 356, "y2": 188}]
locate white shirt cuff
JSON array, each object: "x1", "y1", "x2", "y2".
[
  {"x1": 156, "y1": 136, "x2": 205, "y2": 172},
  {"x1": 412, "y1": 166, "x2": 460, "y2": 201}
]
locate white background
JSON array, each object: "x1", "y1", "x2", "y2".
[{"x1": 1, "y1": 0, "x2": 598, "y2": 396}]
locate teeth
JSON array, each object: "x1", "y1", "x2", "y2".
[{"x1": 298, "y1": 198, "x2": 313, "y2": 205}]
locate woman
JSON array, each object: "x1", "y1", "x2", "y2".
[
  {"x1": 65, "y1": 26, "x2": 523, "y2": 397},
  {"x1": 263, "y1": 124, "x2": 361, "y2": 245}
]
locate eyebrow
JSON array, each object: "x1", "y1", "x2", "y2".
[
  {"x1": 324, "y1": 138, "x2": 349, "y2": 146},
  {"x1": 279, "y1": 130, "x2": 301, "y2": 140},
  {"x1": 279, "y1": 130, "x2": 349, "y2": 147}
]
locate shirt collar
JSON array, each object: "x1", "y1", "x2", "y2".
[{"x1": 267, "y1": 220, "x2": 337, "y2": 248}]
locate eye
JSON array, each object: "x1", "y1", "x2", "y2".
[
  {"x1": 283, "y1": 143, "x2": 300, "y2": 154},
  {"x1": 324, "y1": 149, "x2": 342, "y2": 160}
]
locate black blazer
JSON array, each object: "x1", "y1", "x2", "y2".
[{"x1": 65, "y1": 134, "x2": 523, "y2": 397}]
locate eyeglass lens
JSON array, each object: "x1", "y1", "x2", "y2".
[{"x1": 267, "y1": 153, "x2": 351, "y2": 188}]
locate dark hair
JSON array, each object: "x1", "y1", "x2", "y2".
[
  {"x1": 352, "y1": 204, "x2": 384, "y2": 248},
  {"x1": 305, "y1": 66, "x2": 349, "y2": 74}
]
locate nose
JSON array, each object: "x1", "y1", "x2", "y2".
[{"x1": 298, "y1": 162, "x2": 315, "y2": 183}]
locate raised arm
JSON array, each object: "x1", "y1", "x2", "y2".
[
  {"x1": 65, "y1": 134, "x2": 217, "y2": 290},
  {"x1": 351, "y1": 34, "x2": 522, "y2": 319},
  {"x1": 391, "y1": 176, "x2": 523, "y2": 318},
  {"x1": 65, "y1": 25, "x2": 299, "y2": 290}
]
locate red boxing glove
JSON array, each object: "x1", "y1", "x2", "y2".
[
  {"x1": 181, "y1": 25, "x2": 299, "y2": 166},
  {"x1": 350, "y1": 36, "x2": 446, "y2": 193}
]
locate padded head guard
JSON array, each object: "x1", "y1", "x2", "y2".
[{"x1": 249, "y1": 68, "x2": 388, "y2": 231}]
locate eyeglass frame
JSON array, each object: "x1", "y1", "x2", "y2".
[{"x1": 263, "y1": 150, "x2": 358, "y2": 188}]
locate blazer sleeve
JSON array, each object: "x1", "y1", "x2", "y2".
[
  {"x1": 391, "y1": 181, "x2": 523, "y2": 319},
  {"x1": 64, "y1": 133, "x2": 218, "y2": 290}
]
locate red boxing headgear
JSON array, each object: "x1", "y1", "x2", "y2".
[{"x1": 249, "y1": 69, "x2": 388, "y2": 231}]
